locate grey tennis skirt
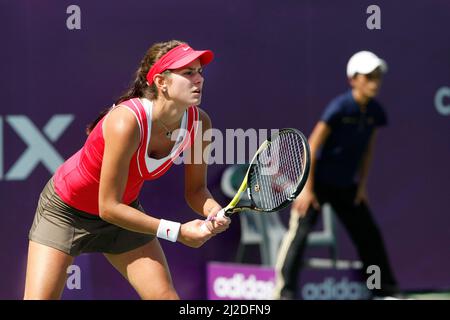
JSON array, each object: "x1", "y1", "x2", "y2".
[{"x1": 28, "y1": 178, "x2": 155, "y2": 256}]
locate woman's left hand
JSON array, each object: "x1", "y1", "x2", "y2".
[{"x1": 205, "y1": 206, "x2": 231, "y2": 234}]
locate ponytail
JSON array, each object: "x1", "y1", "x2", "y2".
[{"x1": 85, "y1": 40, "x2": 184, "y2": 136}]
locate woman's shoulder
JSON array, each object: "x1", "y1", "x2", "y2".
[{"x1": 103, "y1": 106, "x2": 141, "y2": 143}]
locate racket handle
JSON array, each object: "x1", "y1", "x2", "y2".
[
  {"x1": 200, "y1": 222, "x2": 209, "y2": 233},
  {"x1": 200, "y1": 209, "x2": 227, "y2": 232},
  {"x1": 216, "y1": 209, "x2": 226, "y2": 219}
]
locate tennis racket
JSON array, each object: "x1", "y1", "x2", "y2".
[{"x1": 201, "y1": 128, "x2": 310, "y2": 231}]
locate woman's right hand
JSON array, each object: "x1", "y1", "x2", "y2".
[
  {"x1": 177, "y1": 219, "x2": 215, "y2": 248},
  {"x1": 291, "y1": 188, "x2": 320, "y2": 218}
]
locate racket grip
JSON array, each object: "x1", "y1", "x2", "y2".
[
  {"x1": 216, "y1": 209, "x2": 226, "y2": 219},
  {"x1": 200, "y1": 209, "x2": 227, "y2": 233},
  {"x1": 200, "y1": 223, "x2": 209, "y2": 233},
  {"x1": 200, "y1": 214, "x2": 214, "y2": 233}
]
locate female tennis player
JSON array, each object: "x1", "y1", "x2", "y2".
[{"x1": 24, "y1": 40, "x2": 230, "y2": 300}]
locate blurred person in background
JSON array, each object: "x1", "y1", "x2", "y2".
[{"x1": 274, "y1": 51, "x2": 399, "y2": 300}]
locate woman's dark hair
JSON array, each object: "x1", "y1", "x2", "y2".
[{"x1": 86, "y1": 40, "x2": 185, "y2": 135}]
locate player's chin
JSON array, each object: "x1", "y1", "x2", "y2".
[
  {"x1": 190, "y1": 98, "x2": 202, "y2": 106},
  {"x1": 191, "y1": 93, "x2": 202, "y2": 104},
  {"x1": 367, "y1": 89, "x2": 378, "y2": 98}
]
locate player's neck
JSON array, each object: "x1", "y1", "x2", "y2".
[
  {"x1": 152, "y1": 97, "x2": 187, "y2": 127},
  {"x1": 351, "y1": 89, "x2": 371, "y2": 111}
]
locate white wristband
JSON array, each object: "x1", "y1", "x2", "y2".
[{"x1": 156, "y1": 219, "x2": 181, "y2": 242}]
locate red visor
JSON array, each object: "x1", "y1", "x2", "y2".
[{"x1": 146, "y1": 44, "x2": 214, "y2": 85}]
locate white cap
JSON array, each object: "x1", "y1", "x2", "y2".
[{"x1": 346, "y1": 51, "x2": 388, "y2": 78}]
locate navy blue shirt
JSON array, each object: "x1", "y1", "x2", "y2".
[{"x1": 315, "y1": 90, "x2": 387, "y2": 187}]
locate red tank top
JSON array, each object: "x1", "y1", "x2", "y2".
[{"x1": 53, "y1": 98, "x2": 199, "y2": 215}]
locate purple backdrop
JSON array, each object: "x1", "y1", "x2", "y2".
[{"x1": 1, "y1": 0, "x2": 449, "y2": 299}]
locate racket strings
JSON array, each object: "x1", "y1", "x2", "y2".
[
  {"x1": 250, "y1": 131, "x2": 306, "y2": 210},
  {"x1": 278, "y1": 132, "x2": 304, "y2": 200}
]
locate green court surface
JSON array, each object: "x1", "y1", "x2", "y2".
[{"x1": 404, "y1": 290, "x2": 450, "y2": 300}]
